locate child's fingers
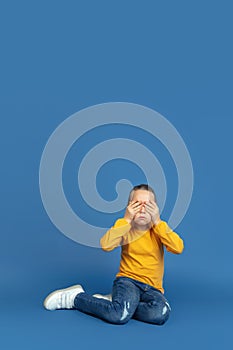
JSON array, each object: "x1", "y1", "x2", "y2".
[
  {"x1": 145, "y1": 202, "x2": 159, "y2": 215},
  {"x1": 130, "y1": 201, "x2": 142, "y2": 209},
  {"x1": 145, "y1": 206, "x2": 153, "y2": 215},
  {"x1": 147, "y1": 200, "x2": 158, "y2": 209},
  {"x1": 145, "y1": 202, "x2": 154, "y2": 209}
]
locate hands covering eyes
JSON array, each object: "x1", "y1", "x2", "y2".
[{"x1": 124, "y1": 200, "x2": 161, "y2": 225}]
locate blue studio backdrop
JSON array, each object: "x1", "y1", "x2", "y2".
[{"x1": 1, "y1": 1, "x2": 232, "y2": 350}]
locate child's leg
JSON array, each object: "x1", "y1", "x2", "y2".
[
  {"x1": 133, "y1": 288, "x2": 171, "y2": 325},
  {"x1": 92, "y1": 293, "x2": 112, "y2": 301},
  {"x1": 74, "y1": 277, "x2": 140, "y2": 324}
]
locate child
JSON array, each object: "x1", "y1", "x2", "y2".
[{"x1": 44, "y1": 184, "x2": 184, "y2": 325}]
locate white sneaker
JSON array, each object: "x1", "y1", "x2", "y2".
[
  {"x1": 92, "y1": 293, "x2": 112, "y2": 301},
  {"x1": 43, "y1": 284, "x2": 84, "y2": 311}
]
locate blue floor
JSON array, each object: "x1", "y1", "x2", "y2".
[
  {"x1": 2, "y1": 227, "x2": 232, "y2": 350},
  {"x1": 2, "y1": 271, "x2": 232, "y2": 350}
]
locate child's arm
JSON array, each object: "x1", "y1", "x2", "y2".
[
  {"x1": 152, "y1": 221, "x2": 184, "y2": 254},
  {"x1": 145, "y1": 200, "x2": 184, "y2": 254},
  {"x1": 100, "y1": 219, "x2": 131, "y2": 251},
  {"x1": 101, "y1": 200, "x2": 142, "y2": 251}
]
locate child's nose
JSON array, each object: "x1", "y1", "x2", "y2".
[{"x1": 140, "y1": 204, "x2": 146, "y2": 213}]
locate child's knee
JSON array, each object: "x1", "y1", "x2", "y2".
[
  {"x1": 156, "y1": 302, "x2": 171, "y2": 325},
  {"x1": 157, "y1": 308, "x2": 170, "y2": 325},
  {"x1": 107, "y1": 311, "x2": 131, "y2": 325},
  {"x1": 107, "y1": 301, "x2": 133, "y2": 325},
  {"x1": 147, "y1": 301, "x2": 171, "y2": 325}
]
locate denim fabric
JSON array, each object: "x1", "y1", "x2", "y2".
[{"x1": 74, "y1": 276, "x2": 171, "y2": 325}]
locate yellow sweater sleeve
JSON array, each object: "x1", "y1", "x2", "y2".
[
  {"x1": 100, "y1": 218, "x2": 131, "y2": 252},
  {"x1": 152, "y1": 220, "x2": 184, "y2": 254}
]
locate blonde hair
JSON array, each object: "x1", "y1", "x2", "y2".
[{"x1": 128, "y1": 184, "x2": 156, "y2": 204}]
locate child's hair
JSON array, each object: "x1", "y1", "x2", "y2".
[{"x1": 128, "y1": 184, "x2": 156, "y2": 203}]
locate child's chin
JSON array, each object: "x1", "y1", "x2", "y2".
[{"x1": 135, "y1": 219, "x2": 149, "y2": 225}]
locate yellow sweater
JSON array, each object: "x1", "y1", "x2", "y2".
[{"x1": 100, "y1": 218, "x2": 184, "y2": 293}]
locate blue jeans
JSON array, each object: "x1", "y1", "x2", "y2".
[{"x1": 74, "y1": 276, "x2": 171, "y2": 325}]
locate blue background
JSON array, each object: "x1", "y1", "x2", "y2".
[{"x1": 1, "y1": 0, "x2": 232, "y2": 349}]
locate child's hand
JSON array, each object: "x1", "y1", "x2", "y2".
[
  {"x1": 124, "y1": 201, "x2": 142, "y2": 224},
  {"x1": 145, "y1": 200, "x2": 161, "y2": 225}
]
